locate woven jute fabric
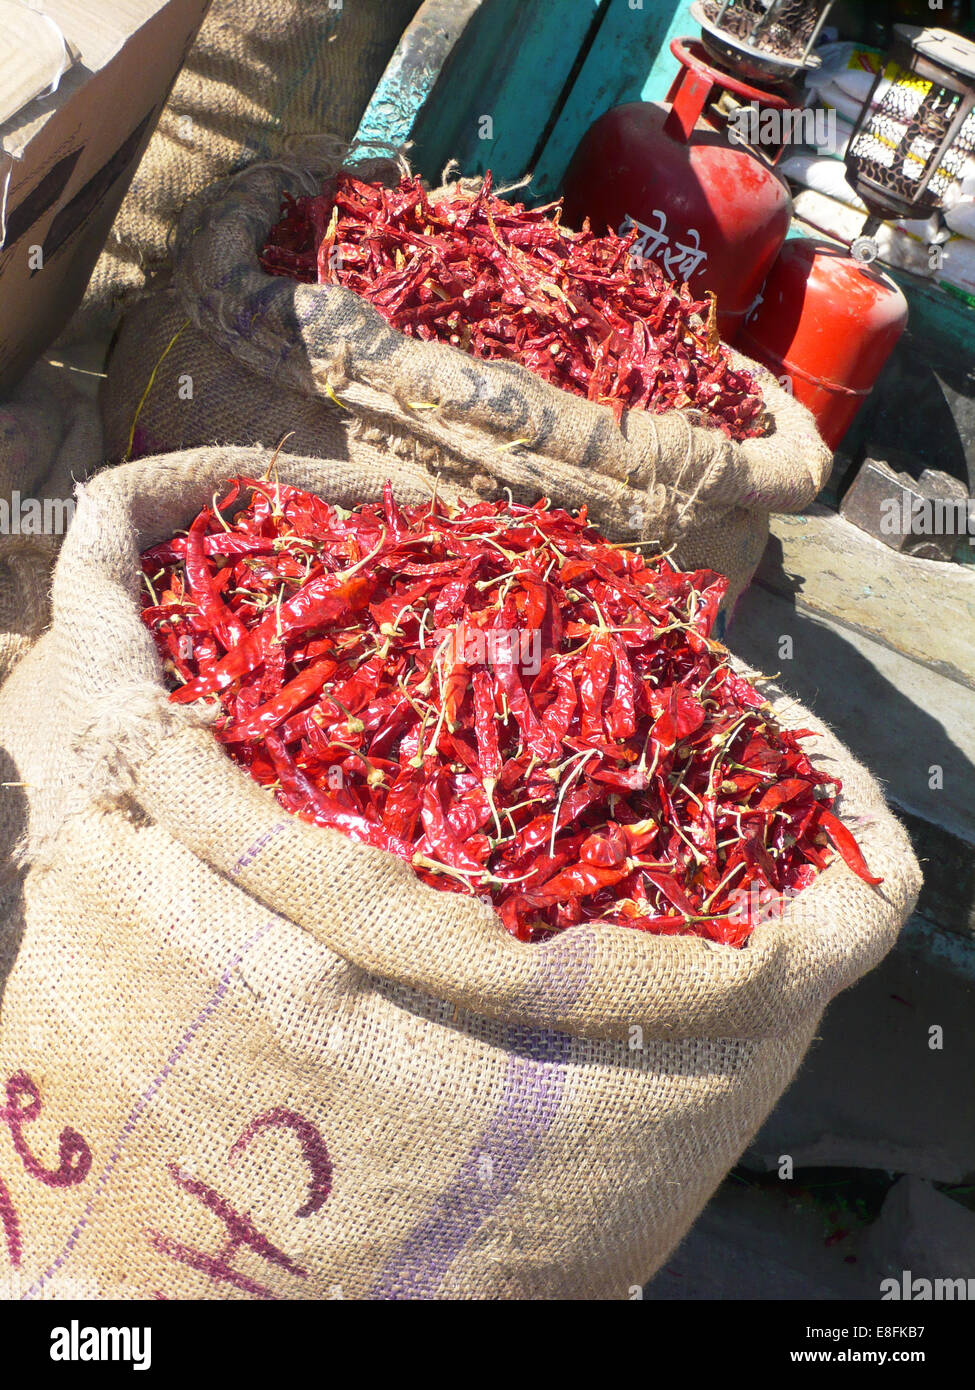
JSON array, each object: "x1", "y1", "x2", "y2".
[
  {"x1": 0, "y1": 446, "x2": 919, "y2": 1300},
  {"x1": 101, "y1": 158, "x2": 832, "y2": 613},
  {"x1": 0, "y1": 364, "x2": 102, "y2": 684},
  {"x1": 62, "y1": 0, "x2": 421, "y2": 341}
]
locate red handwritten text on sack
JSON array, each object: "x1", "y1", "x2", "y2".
[
  {"x1": 0, "y1": 1071, "x2": 93, "y2": 1268},
  {"x1": 148, "y1": 1108, "x2": 332, "y2": 1297},
  {"x1": 229, "y1": 1107, "x2": 332, "y2": 1217}
]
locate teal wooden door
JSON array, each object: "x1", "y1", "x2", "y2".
[{"x1": 354, "y1": 0, "x2": 697, "y2": 198}]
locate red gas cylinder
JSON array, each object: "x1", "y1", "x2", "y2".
[
  {"x1": 738, "y1": 239, "x2": 909, "y2": 451},
  {"x1": 562, "y1": 38, "x2": 793, "y2": 343}
]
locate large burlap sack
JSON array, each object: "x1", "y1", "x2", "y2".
[
  {"x1": 0, "y1": 445, "x2": 919, "y2": 1301},
  {"x1": 101, "y1": 158, "x2": 833, "y2": 615},
  {"x1": 62, "y1": 0, "x2": 422, "y2": 340},
  {"x1": 0, "y1": 364, "x2": 102, "y2": 683}
]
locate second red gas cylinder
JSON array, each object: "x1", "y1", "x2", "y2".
[{"x1": 738, "y1": 239, "x2": 909, "y2": 450}]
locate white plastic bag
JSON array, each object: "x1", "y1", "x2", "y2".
[
  {"x1": 780, "y1": 152, "x2": 866, "y2": 211},
  {"x1": 936, "y1": 236, "x2": 975, "y2": 296},
  {"x1": 791, "y1": 189, "x2": 938, "y2": 278},
  {"x1": 944, "y1": 175, "x2": 975, "y2": 241},
  {"x1": 805, "y1": 42, "x2": 882, "y2": 103}
]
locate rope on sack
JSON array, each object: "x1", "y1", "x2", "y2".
[
  {"x1": 669, "y1": 413, "x2": 718, "y2": 539},
  {"x1": 609, "y1": 410, "x2": 664, "y2": 541},
  {"x1": 281, "y1": 131, "x2": 351, "y2": 170},
  {"x1": 728, "y1": 349, "x2": 833, "y2": 506},
  {"x1": 440, "y1": 158, "x2": 462, "y2": 189},
  {"x1": 15, "y1": 679, "x2": 220, "y2": 873},
  {"x1": 438, "y1": 159, "x2": 532, "y2": 203}
]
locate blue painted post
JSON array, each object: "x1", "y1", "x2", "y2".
[
  {"x1": 639, "y1": 0, "x2": 699, "y2": 101},
  {"x1": 354, "y1": 0, "x2": 609, "y2": 188},
  {"x1": 529, "y1": 0, "x2": 688, "y2": 198}
]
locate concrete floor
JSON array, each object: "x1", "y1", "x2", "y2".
[
  {"x1": 646, "y1": 1168, "x2": 975, "y2": 1300},
  {"x1": 645, "y1": 1175, "x2": 879, "y2": 1301}
]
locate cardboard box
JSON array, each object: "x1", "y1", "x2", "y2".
[{"x1": 0, "y1": 0, "x2": 209, "y2": 390}]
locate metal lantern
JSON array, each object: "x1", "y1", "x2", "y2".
[
  {"x1": 845, "y1": 25, "x2": 975, "y2": 261},
  {"x1": 692, "y1": 0, "x2": 837, "y2": 83}
]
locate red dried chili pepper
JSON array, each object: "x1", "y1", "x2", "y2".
[
  {"x1": 259, "y1": 170, "x2": 768, "y2": 442},
  {"x1": 816, "y1": 807, "x2": 884, "y2": 887},
  {"x1": 183, "y1": 510, "x2": 248, "y2": 652},
  {"x1": 223, "y1": 657, "x2": 336, "y2": 742},
  {"x1": 140, "y1": 477, "x2": 878, "y2": 945}
]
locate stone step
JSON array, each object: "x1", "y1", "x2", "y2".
[
  {"x1": 757, "y1": 506, "x2": 975, "y2": 692},
  {"x1": 728, "y1": 581, "x2": 975, "y2": 940},
  {"x1": 744, "y1": 916, "x2": 975, "y2": 1185}
]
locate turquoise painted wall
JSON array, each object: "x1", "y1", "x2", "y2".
[
  {"x1": 639, "y1": 0, "x2": 698, "y2": 100},
  {"x1": 530, "y1": 0, "x2": 696, "y2": 197},
  {"x1": 408, "y1": 0, "x2": 605, "y2": 190},
  {"x1": 355, "y1": 0, "x2": 694, "y2": 196}
]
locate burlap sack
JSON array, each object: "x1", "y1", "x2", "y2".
[
  {"x1": 101, "y1": 158, "x2": 833, "y2": 614},
  {"x1": 0, "y1": 363, "x2": 102, "y2": 683},
  {"x1": 0, "y1": 445, "x2": 919, "y2": 1301},
  {"x1": 63, "y1": 0, "x2": 421, "y2": 340}
]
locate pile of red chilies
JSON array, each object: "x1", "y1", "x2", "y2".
[
  {"x1": 140, "y1": 478, "x2": 880, "y2": 945},
  {"x1": 259, "y1": 170, "x2": 767, "y2": 441}
]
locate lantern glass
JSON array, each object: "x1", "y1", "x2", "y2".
[{"x1": 845, "y1": 27, "x2": 975, "y2": 222}]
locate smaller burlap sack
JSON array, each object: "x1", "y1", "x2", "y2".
[
  {"x1": 0, "y1": 363, "x2": 102, "y2": 683},
  {"x1": 63, "y1": 0, "x2": 422, "y2": 340},
  {"x1": 0, "y1": 445, "x2": 918, "y2": 1301},
  {"x1": 101, "y1": 156, "x2": 833, "y2": 614}
]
